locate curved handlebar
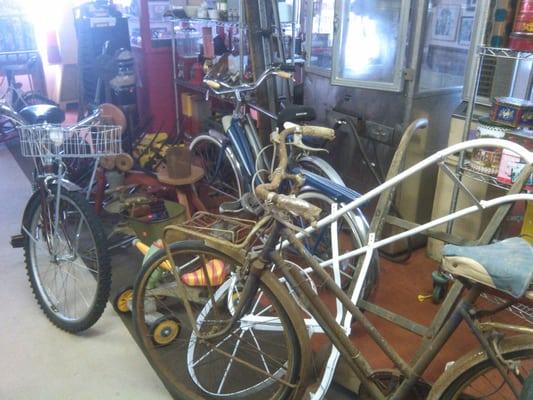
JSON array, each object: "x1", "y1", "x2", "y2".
[
  {"x1": 255, "y1": 124, "x2": 335, "y2": 223},
  {"x1": 203, "y1": 66, "x2": 293, "y2": 97}
]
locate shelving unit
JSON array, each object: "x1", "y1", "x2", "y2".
[
  {"x1": 168, "y1": 6, "x2": 248, "y2": 138},
  {"x1": 427, "y1": 44, "x2": 533, "y2": 261},
  {"x1": 446, "y1": 45, "x2": 533, "y2": 235}
]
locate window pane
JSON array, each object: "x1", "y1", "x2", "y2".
[
  {"x1": 335, "y1": 0, "x2": 403, "y2": 84},
  {"x1": 418, "y1": 1, "x2": 476, "y2": 92},
  {"x1": 308, "y1": 0, "x2": 335, "y2": 70}
]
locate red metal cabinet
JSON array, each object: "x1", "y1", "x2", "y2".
[{"x1": 130, "y1": 0, "x2": 176, "y2": 135}]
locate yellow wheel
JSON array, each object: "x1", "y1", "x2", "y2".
[
  {"x1": 151, "y1": 317, "x2": 180, "y2": 346},
  {"x1": 113, "y1": 286, "x2": 133, "y2": 314}
]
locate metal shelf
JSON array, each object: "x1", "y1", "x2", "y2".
[
  {"x1": 459, "y1": 162, "x2": 510, "y2": 191},
  {"x1": 478, "y1": 46, "x2": 533, "y2": 61}
]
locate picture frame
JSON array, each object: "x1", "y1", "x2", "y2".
[
  {"x1": 432, "y1": 5, "x2": 461, "y2": 41},
  {"x1": 458, "y1": 16, "x2": 474, "y2": 46},
  {"x1": 467, "y1": 0, "x2": 477, "y2": 11}
]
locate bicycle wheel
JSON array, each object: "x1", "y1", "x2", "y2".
[
  {"x1": 190, "y1": 135, "x2": 243, "y2": 204},
  {"x1": 15, "y1": 92, "x2": 58, "y2": 111},
  {"x1": 429, "y1": 335, "x2": 533, "y2": 399},
  {"x1": 132, "y1": 241, "x2": 309, "y2": 400},
  {"x1": 24, "y1": 188, "x2": 111, "y2": 332},
  {"x1": 296, "y1": 191, "x2": 379, "y2": 297}
]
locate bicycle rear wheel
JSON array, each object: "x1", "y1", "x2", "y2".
[
  {"x1": 190, "y1": 135, "x2": 243, "y2": 205},
  {"x1": 24, "y1": 188, "x2": 110, "y2": 332},
  {"x1": 132, "y1": 241, "x2": 309, "y2": 399},
  {"x1": 429, "y1": 335, "x2": 533, "y2": 399}
]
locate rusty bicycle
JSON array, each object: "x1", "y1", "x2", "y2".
[{"x1": 131, "y1": 118, "x2": 533, "y2": 399}]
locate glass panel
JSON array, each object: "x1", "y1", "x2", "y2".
[
  {"x1": 333, "y1": 0, "x2": 404, "y2": 86},
  {"x1": 308, "y1": 0, "x2": 335, "y2": 71},
  {"x1": 418, "y1": 0, "x2": 476, "y2": 92}
]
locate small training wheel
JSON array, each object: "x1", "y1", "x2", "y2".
[
  {"x1": 113, "y1": 286, "x2": 134, "y2": 314},
  {"x1": 151, "y1": 316, "x2": 180, "y2": 346}
]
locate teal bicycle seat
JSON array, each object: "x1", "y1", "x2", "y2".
[{"x1": 442, "y1": 237, "x2": 533, "y2": 299}]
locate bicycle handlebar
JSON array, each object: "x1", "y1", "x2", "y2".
[
  {"x1": 255, "y1": 124, "x2": 335, "y2": 224},
  {"x1": 203, "y1": 66, "x2": 294, "y2": 97}
]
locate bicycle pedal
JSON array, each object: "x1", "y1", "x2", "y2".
[{"x1": 10, "y1": 234, "x2": 25, "y2": 249}]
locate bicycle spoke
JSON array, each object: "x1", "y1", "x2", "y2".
[
  {"x1": 250, "y1": 329, "x2": 272, "y2": 375},
  {"x1": 216, "y1": 330, "x2": 246, "y2": 394}
]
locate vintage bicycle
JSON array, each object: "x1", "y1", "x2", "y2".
[
  {"x1": 131, "y1": 119, "x2": 533, "y2": 399},
  {"x1": 192, "y1": 65, "x2": 380, "y2": 290}
]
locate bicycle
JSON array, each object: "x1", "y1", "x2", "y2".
[
  {"x1": 133, "y1": 119, "x2": 533, "y2": 399},
  {"x1": 191, "y1": 65, "x2": 378, "y2": 290},
  {"x1": 10, "y1": 121, "x2": 122, "y2": 333}
]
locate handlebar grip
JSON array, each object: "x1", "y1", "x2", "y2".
[
  {"x1": 274, "y1": 63, "x2": 296, "y2": 72},
  {"x1": 204, "y1": 80, "x2": 221, "y2": 90},
  {"x1": 274, "y1": 71, "x2": 293, "y2": 80},
  {"x1": 300, "y1": 125, "x2": 336, "y2": 141}
]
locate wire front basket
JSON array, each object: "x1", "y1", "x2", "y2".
[{"x1": 18, "y1": 124, "x2": 122, "y2": 159}]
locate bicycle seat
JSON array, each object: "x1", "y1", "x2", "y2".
[
  {"x1": 19, "y1": 104, "x2": 65, "y2": 125},
  {"x1": 441, "y1": 237, "x2": 533, "y2": 298},
  {"x1": 277, "y1": 106, "x2": 316, "y2": 130}
]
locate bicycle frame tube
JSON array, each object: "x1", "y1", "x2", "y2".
[
  {"x1": 275, "y1": 225, "x2": 523, "y2": 400},
  {"x1": 226, "y1": 117, "x2": 256, "y2": 184},
  {"x1": 282, "y1": 138, "x2": 533, "y2": 268}
]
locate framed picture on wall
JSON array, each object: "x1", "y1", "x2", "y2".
[
  {"x1": 458, "y1": 16, "x2": 474, "y2": 45},
  {"x1": 467, "y1": 0, "x2": 477, "y2": 11},
  {"x1": 432, "y1": 5, "x2": 461, "y2": 41}
]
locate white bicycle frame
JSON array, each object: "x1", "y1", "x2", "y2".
[{"x1": 236, "y1": 137, "x2": 533, "y2": 399}]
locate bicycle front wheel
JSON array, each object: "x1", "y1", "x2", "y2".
[
  {"x1": 24, "y1": 189, "x2": 110, "y2": 332},
  {"x1": 132, "y1": 241, "x2": 308, "y2": 400},
  {"x1": 297, "y1": 191, "x2": 379, "y2": 296},
  {"x1": 429, "y1": 334, "x2": 533, "y2": 399}
]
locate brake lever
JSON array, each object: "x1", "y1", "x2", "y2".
[
  {"x1": 271, "y1": 123, "x2": 329, "y2": 154},
  {"x1": 291, "y1": 133, "x2": 328, "y2": 154}
]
